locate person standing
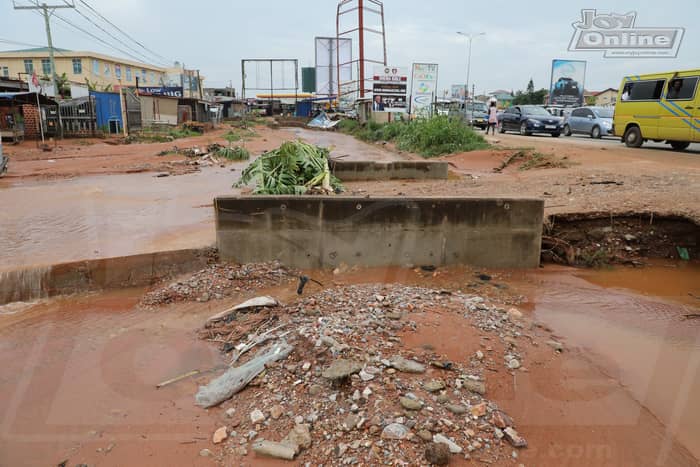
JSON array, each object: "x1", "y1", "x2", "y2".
[
  {"x1": 486, "y1": 99, "x2": 498, "y2": 135},
  {"x1": 373, "y1": 95, "x2": 385, "y2": 111}
]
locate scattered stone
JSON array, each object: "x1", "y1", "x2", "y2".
[
  {"x1": 424, "y1": 380, "x2": 446, "y2": 393},
  {"x1": 504, "y1": 427, "x2": 528, "y2": 448},
  {"x1": 433, "y1": 433, "x2": 463, "y2": 454},
  {"x1": 490, "y1": 411, "x2": 513, "y2": 429},
  {"x1": 381, "y1": 423, "x2": 410, "y2": 440},
  {"x1": 250, "y1": 409, "x2": 265, "y2": 424},
  {"x1": 446, "y1": 404, "x2": 467, "y2": 415},
  {"x1": 359, "y1": 366, "x2": 378, "y2": 381},
  {"x1": 199, "y1": 448, "x2": 212, "y2": 457},
  {"x1": 418, "y1": 429, "x2": 434, "y2": 442},
  {"x1": 212, "y1": 426, "x2": 228, "y2": 444},
  {"x1": 546, "y1": 340, "x2": 564, "y2": 352},
  {"x1": 475, "y1": 351, "x2": 484, "y2": 360},
  {"x1": 462, "y1": 379, "x2": 486, "y2": 395},
  {"x1": 425, "y1": 442, "x2": 451, "y2": 465},
  {"x1": 400, "y1": 396, "x2": 423, "y2": 411},
  {"x1": 389, "y1": 356, "x2": 426, "y2": 373},
  {"x1": 282, "y1": 423, "x2": 312, "y2": 453},
  {"x1": 322, "y1": 359, "x2": 363, "y2": 381},
  {"x1": 302, "y1": 361, "x2": 311, "y2": 371},
  {"x1": 342, "y1": 414, "x2": 361, "y2": 431},
  {"x1": 624, "y1": 234, "x2": 637, "y2": 242},
  {"x1": 507, "y1": 359, "x2": 521, "y2": 370},
  {"x1": 507, "y1": 308, "x2": 523, "y2": 320},
  {"x1": 308, "y1": 384, "x2": 323, "y2": 396},
  {"x1": 436, "y1": 393, "x2": 450, "y2": 404},
  {"x1": 225, "y1": 408, "x2": 236, "y2": 418},
  {"x1": 253, "y1": 440, "x2": 296, "y2": 460},
  {"x1": 270, "y1": 405, "x2": 284, "y2": 420},
  {"x1": 470, "y1": 403, "x2": 487, "y2": 418}
]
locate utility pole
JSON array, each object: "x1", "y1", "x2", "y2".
[
  {"x1": 14, "y1": 1, "x2": 75, "y2": 98},
  {"x1": 457, "y1": 31, "x2": 485, "y2": 124}
]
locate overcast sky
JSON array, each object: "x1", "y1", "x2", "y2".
[{"x1": 2, "y1": 0, "x2": 698, "y2": 95}]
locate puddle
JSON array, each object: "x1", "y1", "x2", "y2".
[
  {"x1": 0, "y1": 166, "x2": 245, "y2": 271},
  {"x1": 0, "y1": 289, "x2": 224, "y2": 467},
  {"x1": 529, "y1": 262, "x2": 700, "y2": 461}
]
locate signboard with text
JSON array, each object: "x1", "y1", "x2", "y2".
[
  {"x1": 410, "y1": 63, "x2": 439, "y2": 117},
  {"x1": 138, "y1": 86, "x2": 184, "y2": 98},
  {"x1": 372, "y1": 66, "x2": 408, "y2": 112}
]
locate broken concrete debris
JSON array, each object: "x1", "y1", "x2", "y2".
[{"x1": 183, "y1": 279, "x2": 531, "y2": 463}]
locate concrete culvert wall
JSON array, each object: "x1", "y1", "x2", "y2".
[
  {"x1": 330, "y1": 160, "x2": 449, "y2": 181},
  {"x1": 0, "y1": 248, "x2": 213, "y2": 305},
  {"x1": 215, "y1": 196, "x2": 544, "y2": 269}
]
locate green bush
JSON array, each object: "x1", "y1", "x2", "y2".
[
  {"x1": 337, "y1": 116, "x2": 489, "y2": 157},
  {"x1": 217, "y1": 146, "x2": 250, "y2": 161}
]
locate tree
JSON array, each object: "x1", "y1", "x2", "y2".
[
  {"x1": 512, "y1": 79, "x2": 547, "y2": 105},
  {"x1": 526, "y1": 78, "x2": 535, "y2": 95}
]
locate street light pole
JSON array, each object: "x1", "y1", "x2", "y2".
[{"x1": 457, "y1": 31, "x2": 485, "y2": 124}]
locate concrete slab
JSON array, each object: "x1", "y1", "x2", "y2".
[
  {"x1": 330, "y1": 160, "x2": 448, "y2": 180},
  {"x1": 215, "y1": 196, "x2": 544, "y2": 269}
]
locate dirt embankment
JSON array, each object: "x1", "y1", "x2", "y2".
[{"x1": 0, "y1": 124, "x2": 287, "y2": 181}]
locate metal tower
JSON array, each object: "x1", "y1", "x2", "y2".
[{"x1": 336, "y1": 0, "x2": 387, "y2": 102}]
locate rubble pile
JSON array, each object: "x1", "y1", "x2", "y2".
[
  {"x1": 196, "y1": 283, "x2": 534, "y2": 465},
  {"x1": 141, "y1": 261, "x2": 297, "y2": 306}
]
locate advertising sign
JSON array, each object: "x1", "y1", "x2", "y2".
[
  {"x1": 410, "y1": 63, "x2": 439, "y2": 117},
  {"x1": 139, "y1": 86, "x2": 184, "y2": 98},
  {"x1": 315, "y1": 37, "x2": 352, "y2": 97},
  {"x1": 372, "y1": 66, "x2": 408, "y2": 112},
  {"x1": 549, "y1": 60, "x2": 587, "y2": 107},
  {"x1": 450, "y1": 84, "x2": 467, "y2": 100}
]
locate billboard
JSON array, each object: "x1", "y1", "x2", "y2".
[
  {"x1": 410, "y1": 63, "x2": 439, "y2": 117},
  {"x1": 451, "y1": 84, "x2": 467, "y2": 100},
  {"x1": 315, "y1": 37, "x2": 352, "y2": 97},
  {"x1": 372, "y1": 66, "x2": 408, "y2": 112},
  {"x1": 549, "y1": 59, "x2": 587, "y2": 107}
]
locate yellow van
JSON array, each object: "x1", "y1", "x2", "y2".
[{"x1": 614, "y1": 69, "x2": 699, "y2": 150}]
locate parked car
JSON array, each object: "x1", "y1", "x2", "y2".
[
  {"x1": 498, "y1": 105, "x2": 563, "y2": 136},
  {"x1": 563, "y1": 107, "x2": 614, "y2": 138},
  {"x1": 466, "y1": 101, "x2": 489, "y2": 129}
]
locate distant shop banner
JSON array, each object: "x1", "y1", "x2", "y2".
[
  {"x1": 373, "y1": 66, "x2": 408, "y2": 112},
  {"x1": 549, "y1": 59, "x2": 586, "y2": 107},
  {"x1": 139, "y1": 86, "x2": 183, "y2": 98},
  {"x1": 410, "y1": 63, "x2": 439, "y2": 117}
]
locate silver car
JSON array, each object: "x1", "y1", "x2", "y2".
[{"x1": 563, "y1": 107, "x2": 614, "y2": 139}]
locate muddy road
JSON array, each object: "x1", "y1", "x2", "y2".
[{"x1": 0, "y1": 264, "x2": 698, "y2": 466}]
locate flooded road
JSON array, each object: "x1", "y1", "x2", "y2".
[
  {"x1": 0, "y1": 262, "x2": 698, "y2": 465},
  {"x1": 286, "y1": 128, "x2": 414, "y2": 162},
  {"x1": 528, "y1": 262, "x2": 700, "y2": 462},
  {"x1": 0, "y1": 166, "x2": 245, "y2": 271},
  {"x1": 0, "y1": 289, "x2": 225, "y2": 467}
]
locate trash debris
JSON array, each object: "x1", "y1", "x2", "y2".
[
  {"x1": 307, "y1": 111, "x2": 340, "y2": 130},
  {"x1": 195, "y1": 341, "x2": 293, "y2": 408},
  {"x1": 156, "y1": 369, "x2": 200, "y2": 389},
  {"x1": 205, "y1": 296, "x2": 279, "y2": 327}
]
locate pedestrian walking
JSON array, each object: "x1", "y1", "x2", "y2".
[{"x1": 486, "y1": 99, "x2": 498, "y2": 135}]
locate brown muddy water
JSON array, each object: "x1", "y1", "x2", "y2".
[
  {"x1": 0, "y1": 263, "x2": 698, "y2": 466},
  {"x1": 0, "y1": 166, "x2": 245, "y2": 272},
  {"x1": 527, "y1": 262, "x2": 700, "y2": 463}
]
